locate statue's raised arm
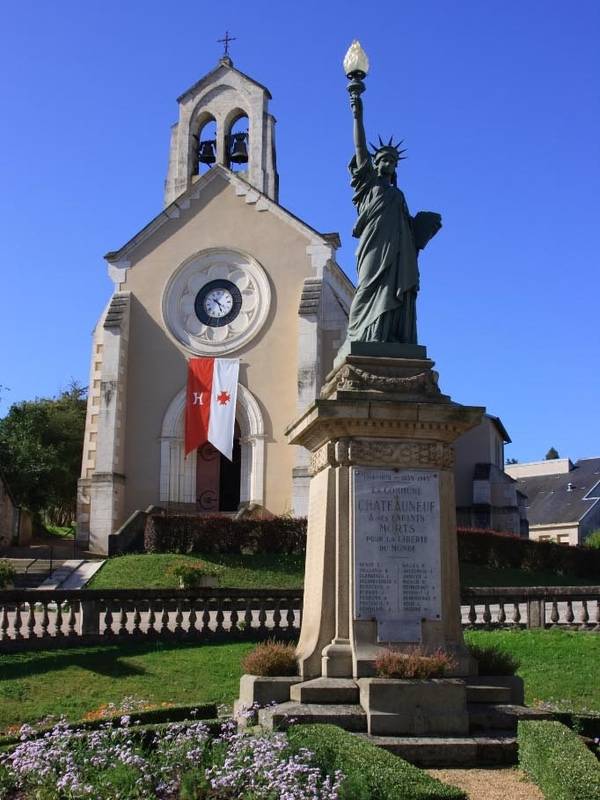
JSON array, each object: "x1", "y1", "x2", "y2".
[{"x1": 349, "y1": 92, "x2": 368, "y2": 168}]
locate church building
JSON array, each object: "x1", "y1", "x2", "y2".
[{"x1": 77, "y1": 56, "x2": 354, "y2": 554}]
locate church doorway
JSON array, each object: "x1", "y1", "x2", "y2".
[{"x1": 195, "y1": 422, "x2": 241, "y2": 512}]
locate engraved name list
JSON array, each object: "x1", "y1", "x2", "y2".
[{"x1": 353, "y1": 467, "x2": 441, "y2": 642}]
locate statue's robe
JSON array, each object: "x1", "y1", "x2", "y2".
[{"x1": 347, "y1": 156, "x2": 420, "y2": 344}]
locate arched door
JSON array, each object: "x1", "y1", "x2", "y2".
[{"x1": 195, "y1": 422, "x2": 241, "y2": 511}]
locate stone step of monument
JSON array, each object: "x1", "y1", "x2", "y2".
[
  {"x1": 466, "y1": 684, "x2": 512, "y2": 704},
  {"x1": 258, "y1": 702, "x2": 367, "y2": 733},
  {"x1": 361, "y1": 732, "x2": 518, "y2": 768},
  {"x1": 289, "y1": 678, "x2": 359, "y2": 705},
  {"x1": 468, "y1": 703, "x2": 554, "y2": 734}
]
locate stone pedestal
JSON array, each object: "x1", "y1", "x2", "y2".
[{"x1": 285, "y1": 353, "x2": 484, "y2": 680}]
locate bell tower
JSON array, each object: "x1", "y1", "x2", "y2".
[{"x1": 164, "y1": 56, "x2": 279, "y2": 205}]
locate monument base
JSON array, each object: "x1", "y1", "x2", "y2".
[
  {"x1": 334, "y1": 340, "x2": 428, "y2": 367},
  {"x1": 286, "y1": 353, "x2": 484, "y2": 680}
]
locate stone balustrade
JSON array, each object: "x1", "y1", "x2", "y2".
[
  {"x1": 461, "y1": 586, "x2": 600, "y2": 631},
  {"x1": 0, "y1": 588, "x2": 303, "y2": 652},
  {"x1": 0, "y1": 586, "x2": 598, "y2": 651}
]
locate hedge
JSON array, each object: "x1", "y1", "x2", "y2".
[
  {"x1": 287, "y1": 724, "x2": 466, "y2": 800},
  {"x1": 144, "y1": 514, "x2": 306, "y2": 554},
  {"x1": 518, "y1": 720, "x2": 600, "y2": 800},
  {"x1": 458, "y1": 527, "x2": 600, "y2": 579},
  {"x1": 144, "y1": 515, "x2": 600, "y2": 579}
]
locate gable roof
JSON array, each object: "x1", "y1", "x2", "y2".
[
  {"x1": 487, "y1": 414, "x2": 511, "y2": 443},
  {"x1": 516, "y1": 457, "x2": 600, "y2": 525},
  {"x1": 104, "y1": 165, "x2": 338, "y2": 265},
  {"x1": 177, "y1": 57, "x2": 272, "y2": 103}
]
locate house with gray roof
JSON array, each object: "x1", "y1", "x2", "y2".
[{"x1": 505, "y1": 457, "x2": 600, "y2": 545}]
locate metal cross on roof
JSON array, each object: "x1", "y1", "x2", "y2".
[{"x1": 217, "y1": 30, "x2": 237, "y2": 56}]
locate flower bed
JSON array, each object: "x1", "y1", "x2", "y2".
[{"x1": 0, "y1": 717, "x2": 342, "y2": 799}]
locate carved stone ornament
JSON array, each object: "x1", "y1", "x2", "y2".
[
  {"x1": 321, "y1": 362, "x2": 442, "y2": 399},
  {"x1": 310, "y1": 437, "x2": 454, "y2": 475}
]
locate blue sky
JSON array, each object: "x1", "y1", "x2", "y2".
[{"x1": 1, "y1": 0, "x2": 598, "y2": 463}]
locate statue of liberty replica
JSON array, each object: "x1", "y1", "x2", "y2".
[{"x1": 342, "y1": 41, "x2": 441, "y2": 352}]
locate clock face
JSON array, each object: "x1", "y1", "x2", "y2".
[
  {"x1": 163, "y1": 249, "x2": 271, "y2": 355},
  {"x1": 194, "y1": 279, "x2": 242, "y2": 327}
]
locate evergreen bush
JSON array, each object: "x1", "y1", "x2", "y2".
[
  {"x1": 287, "y1": 724, "x2": 466, "y2": 799},
  {"x1": 518, "y1": 720, "x2": 600, "y2": 800}
]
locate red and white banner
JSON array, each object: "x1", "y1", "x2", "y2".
[{"x1": 184, "y1": 358, "x2": 240, "y2": 460}]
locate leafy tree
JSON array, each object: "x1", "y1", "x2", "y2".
[
  {"x1": 0, "y1": 383, "x2": 87, "y2": 525},
  {"x1": 545, "y1": 447, "x2": 560, "y2": 460},
  {"x1": 505, "y1": 457, "x2": 519, "y2": 465}
]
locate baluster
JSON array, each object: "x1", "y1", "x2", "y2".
[
  {"x1": 550, "y1": 600, "x2": 559, "y2": 626},
  {"x1": 244, "y1": 599, "x2": 253, "y2": 633},
  {"x1": 258, "y1": 599, "x2": 267, "y2": 634},
  {"x1": 160, "y1": 602, "x2": 169, "y2": 635},
  {"x1": 202, "y1": 602, "x2": 211, "y2": 634},
  {"x1": 286, "y1": 602, "x2": 295, "y2": 631},
  {"x1": 273, "y1": 599, "x2": 281, "y2": 631},
  {"x1": 104, "y1": 605, "x2": 114, "y2": 636},
  {"x1": 565, "y1": 600, "x2": 575, "y2": 627},
  {"x1": 594, "y1": 599, "x2": 600, "y2": 632},
  {"x1": 215, "y1": 598, "x2": 224, "y2": 633},
  {"x1": 174, "y1": 602, "x2": 183, "y2": 635},
  {"x1": 578, "y1": 599, "x2": 589, "y2": 630},
  {"x1": 54, "y1": 601, "x2": 64, "y2": 637},
  {"x1": 512, "y1": 602, "x2": 521, "y2": 627},
  {"x1": 497, "y1": 601, "x2": 506, "y2": 626},
  {"x1": 118, "y1": 607, "x2": 128, "y2": 636},
  {"x1": 41, "y1": 602, "x2": 50, "y2": 638},
  {"x1": 67, "y1": 603, "x2": 77, "y2": 637},
  {"x1": 482, "y1": 602, "x2": 492, "y2": 628},
  {"x1": 132, "y1": 605, "x2": 142, "y2": 636},
  {"x1": 12, "y1": 605, "x2": 23, "y2": 640},
  {"x1": 467, "y1": 602, "x2": 477, "y2": 627},
  {"x1": 27, "y1": 601, "x2": 36, "y2": 639},
  {"x1": 1, "y1": 604, "x2": 9, "y2": 641},
  {"x1": 230, "y1": 606, "x2": 239, "y2": 633},
  {"x1": 147, "y1": 600, "x2": 156, "y2": 635},
  {"x1": 188, "y1": 602, "x2": 198, "y2": 635}
]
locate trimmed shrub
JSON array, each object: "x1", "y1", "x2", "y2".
[
  {"x1": 241, "y1": 640, "x2": 297, "y2": 676},
  {"x1": 518, "y1": 720, "x2": 600, "y2": 800},
  {"x1": 145, "y1": 514, "x2": 307, "y2": 555},
  {"x1": 374, "y1": 647, "x2": 456, "y2": 679},
  {"x1": 458, "y1": 527, "x2": 600, "y2": 579},
  {"x1": 467, "y1": 643, "x2": 519, "y2": 675},
  {"x1": 287, "y1": 724, "x2": 466, "y2": 799}
]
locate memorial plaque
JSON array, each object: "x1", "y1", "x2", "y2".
[{"x1": 353, "y1": 467, "x2": 441, "y2": 642}]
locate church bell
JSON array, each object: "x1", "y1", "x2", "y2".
[
  {"x1": 229, "y1": 132, "x2": 249, "y2": 164},
  {"x1": 198, "y1": 139, "x2": 216, "y2": 165}
]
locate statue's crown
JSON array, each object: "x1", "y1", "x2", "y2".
[{"x1": 370, "y1": 136, "x2": 407, "y2": 162}]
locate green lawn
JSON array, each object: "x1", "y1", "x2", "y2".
[
  {"x1": 88, "y1": 552, "x2": 305, "y2": 590},
  {"x1": 88, "y1": 553, "x2": 593, "y2": 590},
  {"x1": 0, "y1": 630, "x2": 597, "y2": 733},
  {"x1": 0, "y1": 641, "x2": 254, "y2": 733},
  {"x1": 465, "y1": 629, "x2": 600, "y2": 713},
  {"x1": 43, "y1": 524, "x2": 76, "y2": 540}
]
